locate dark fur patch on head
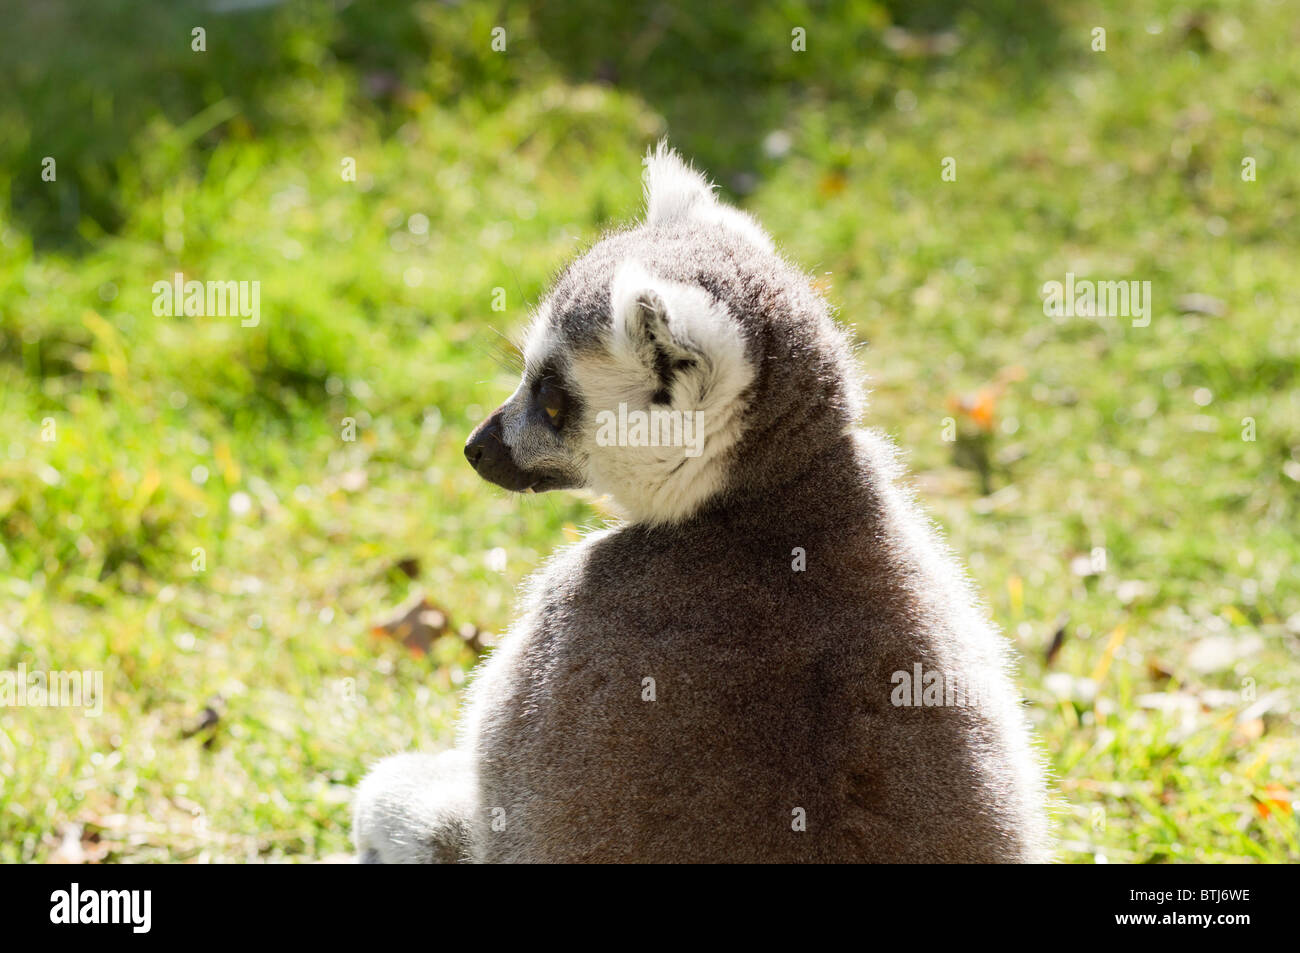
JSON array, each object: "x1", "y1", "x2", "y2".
[{"x1": 649, "y1": 355, "x2": 695, "y2": 405}]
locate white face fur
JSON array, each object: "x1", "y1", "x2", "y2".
[{"x1": 471, "y1": 144, "x2": 772, "y2": 525}]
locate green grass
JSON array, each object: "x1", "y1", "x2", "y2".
[{"x1": 1, "y1": 0, "x2": 1296, "y2": 862}]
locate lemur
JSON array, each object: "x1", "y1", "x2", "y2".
[{"x1": 353, "y1": 144, "x2": 1051, "y2": 863}]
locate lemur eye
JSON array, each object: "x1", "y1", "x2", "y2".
[{"x1": 537, "y1": 379, "x2": 566, "y2": 426}]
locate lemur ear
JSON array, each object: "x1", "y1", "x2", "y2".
[
  {"x1": 609, "y1": 259, "x2": 750, "y2": 406},
  {"x1": 642, "y1": 141, "x2": 775, "y2": 252}
]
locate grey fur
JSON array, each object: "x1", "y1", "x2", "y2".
[{"x1": 353, "y1": 145, "x2": 1051, "y2": 863}]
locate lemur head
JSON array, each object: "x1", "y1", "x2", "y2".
[{"x1": 465, "y1": 142, "x2": 863, "y2": 525}]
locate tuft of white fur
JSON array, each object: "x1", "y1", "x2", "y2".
[
  {"x1": 519, "y1": 301, "x2": 556, "y2": 372},
  {"x1": 643, "y1": 142, "x2": 774, "y2": 253},
  {"x1": 643, "y1": 141, "x2": 712, "y2": 227},
  {"x1": 575, "y1": 258, "x2": 753, "y2": 525},
  {"x1": 353, "y1": 750, "x2": 476, "y2": 863}
]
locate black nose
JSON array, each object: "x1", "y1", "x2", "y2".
[
  {"x1": 464, "y1": 412, "x2": 532, "y2": 491},
  {"x1": 464, "y1": 415, "x2": 498, "y2": 470}
]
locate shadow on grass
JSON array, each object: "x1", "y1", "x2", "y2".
[
  {"x1": 529, "y1": 0, "x2": 1067, "y2": 191},
  {"x1": 0, "y1": 0, "x2": 1065, "y2": 247}
]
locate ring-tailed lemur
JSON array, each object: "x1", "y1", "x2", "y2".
[{"x1": 353, "y1": 143, "x2": 1051, "y2": 863}]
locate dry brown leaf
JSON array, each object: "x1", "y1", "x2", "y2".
[{"x1": 371, "y1": 593, "x2": 448, "y2": 656}]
